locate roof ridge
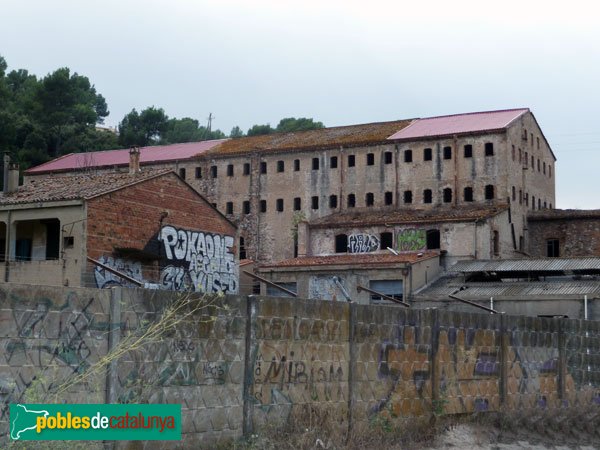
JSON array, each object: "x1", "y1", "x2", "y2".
[{"x1": 419, "y1": 107, "x2": 529, "y2": 121}]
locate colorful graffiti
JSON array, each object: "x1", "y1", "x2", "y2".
[
  {"x1": 159, "y1": 226, "x2": 238, "y2": 294},
  {"x1": 348, "y1": 234, "x2": 380, "y2": 253},
  {"x1": 396, "y1": 229, "x2": 426, "y2": 252}
]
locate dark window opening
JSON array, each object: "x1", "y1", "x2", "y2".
[
  {"x1": 226, "y1": 202, "x2": 233, "y2": 214},
  {"x1": 485, "y1": 185, "x2": 494, "y2": 200},
  {"x1": 366, "y1": 192, "x2": 374, "y2": 206},
  {"x1": 330, "y1": 156, "x2": 338, "y2": 168},
  {"x1": 531, "y1": 155, "x2": 534, "y2": 167},
  {"x1": 260, "y1": 161, "x2": 267, "y2": 174},
  {"x1": 518, "y1": 148, "x2": 522, "y2": 163},
  {"x1": 443, "y1": 188, "x2": 452, "y2": 203},
  {"x1": 423, "y1": 189, "x2": 432, "y2": 204},
  {"x1": 525, "y1": 193, "x2": 529, "y2": 206},
  {"x1": 243, "y1": 163, "x2": 250, "y2": 175},
  {"x1": 179, "y1": 168, "x2": 186, "y2": 179},
  {"x1": 15, "y1": 238, "x2": 32, "y2": 261},
  {"x1": 464, "y1": 187, "x2": 473, "y2": 202},
  {"x1": 512, "y1": 186, "x2": 516, "y2": 202},
  {"x1": 512, "y1": 145, "x2": 515, "y2": 161},
  {"x1": 532, "y1": 195, "x2": 536, "y2": 210},
  {"x1": 537, "y1": 159, "x2": 541, "y2": 172},
  {"x1": 367, "y1": 153, "x2": 375, "y2": 165},
  {"x1": 348, "y1": 154, "x2": 355, "y2": 167},
  {"x1": 45, "y1": 220, "x2": 60, "y2": 260},
  {"x1": 380, "y1": 232, "x2": 393, "y2": 249},
  {"x1": 243, "y1": 201, "x2": 250, "y2": 214},
  {"x1": 524, "y1": 152, "x2": 528, "y2": 167},
  {"x1": 426, "y1": 229, "x2": 440, "y2": 250},
  {"x1": 519, "y1": 236, "x2": 524, "y2": 251},
  {"x1": 294, "y1": 159, "x2": 300, "y2": 171},
  {"x1": 260, "y1": 200, "x2": 267, "y2": 213},
  {"x1": 538, "y1": 199, "x2": 541, "y2": 209},
  {"x1": 485, "y1": 142, "x2": 494, "y2": 156},
  {"x1": 423, "y1": 148, "x2": 432, "y2": 161},
  {"x1": 277, "y1": 160, "x2": 284, "y2": 172},
  {"x1": 404, "y1": 190, "x2": 413, "y2": 204},
  {"x1": 464, "y1": 144, "x2": 473, "y2": 158},
  {"x1": 329, "y1": 195, "x2": 338, "y2": 208},
  {"x1": 443, "y1": 146, "x2": 452, "y2": 160},
  {"x1": 276, "y1": 199, "x2": 284, "y2": 212},
  {"x1": 543, "y1": 162, "x2": 546, "y2": 174},
  {"x1": 384, "y1": 191, "x2": 393, "y2": 205},
  {"x1": 404, "y1": 149, "x2": 413, "y2": 163},
  {"x1": 294, "y1": 197, "x2": 302, "y2": 211},
  {"x1": 347, "y1": 194, "x2": 356, "y2": 208},
  {"x1": 312, "y1": 157, "x2": 320, "y2": 170},
  {"x1": 63, "y1": 236, "x2": 74, "y2": 249},
  {"x1": 493, "y1": 230, "x2": 500, "y2": 256},
  {"x1": 384, "y1": 152, "x2": 393, "y2": 164},
  {"x1": 195, "y1": 167, "x2": 202, "y2": 179},
  {"x1": 210, "y1": 165, "x2": 217, "y2": 178},
  {"x1": 335, "y1": 234, "x2": 348, "y2": 253},
  {"x1": 227, "y1": 164, "x2": 234, "y2": 176},
  {"x1": 369, "y1": 280, "x2": 403, "y2": 304},
  {"x1": 519, "y1": 189, "x2": 523, "y2": 205},
  {"x1": 239, "y1": 237, "x2": 247, "y2": 260},
  {"x1": 311, "y1": 196, "x2": 319, "y2": 210},
  {"x1": 543, "y1": 201, "x2": 547, "y2": 209}
]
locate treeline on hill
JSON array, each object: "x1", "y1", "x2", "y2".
[{"x1": 0, "y1": 55, "x2": 324, "y2": 170}]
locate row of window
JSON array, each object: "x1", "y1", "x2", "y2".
[
  {"x1": 510, "y1": 145, "x2": 552, "y2": 178},
  {"x1": 224, "y1": 185, "x2": 498, "y2": 214},
  {"x1": 510, "y1": 186, "x2": 552, "y2": 209}
]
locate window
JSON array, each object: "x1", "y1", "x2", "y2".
[
  {"x1": 464, "y1": 144, "x2": 473, "y2": 158},
  {"x1": 485, "y1": 142, "x2": 494, "y2": 156},
  {"x1": 195, "y1": 167, "x2": 202, "y2": 179},
  {"x1": 329, "y1": 195, "x2": 338, "y2": 208},
  {"x1": 294, "y1": 159, "x2": 300, "y2": 171},
  {"x1": 330, "y1": 156, "x2": 338, "y2": 168},
  {"x1": 426, "y1": 229, "x2": 440, "y2": 250},
  {"x1": 443, "y1": 188, "x2": 452, "y2": 203},
  {"x1": 537, "y1": 159, "x2": 540, "y2": 172},
  {"x1": 518, "y1": 148, "x2": 522, "y2": 163},
  {"x1": 523, "y1": 128, "x2": 528, "y2": 141},
  {"x1": 525, "y1": 193, "x2": 529, "y2": 206},
  {"x1": 380, "y1": 232, "x2": 393, "y2": 249},
  {"x1": 423, "y1": 148, "x2": 432, "y2": 161},
  {"x1": 347, "y1": 194, "x2": 356, "y2": 208},
  {"x1": 276, "y1": 199, "x2": 284, "y2": 212},
  {"x1": 367, "y1": 153, "x2": 375, "y2": 165},
  {"x1": 369, "y1": 280, "x2": 403, "y2": 304},
  {"x1": 537, "y1": 137, "x2": 540, "y2": 149},
  {"x1": 464, "y1": 187, "x2": 473, "y2": 202},
  {"x1": 404, "y1": 149, "x2": 413, "y2": 162},
  {"x1": 511, "y1": 145, "x2": 515, "y2": 161},
  {"x1": 260, "y1": 200, "x2": 267, "y2": 213},
  {"x1": 493, "y1": 230, "x2": 499, "y2": 256},
  {"x1": 524, "y1": 152, "x2": 528, "y2": 167},
  {"x1": 295, "y1": 197, "x2": 302, "y2": 211},
  {"x1": 543, "y1": 162, "x2": 546, "y2": 174},
  {"x1": 311, "y1": 196, "x2": 319, "y2": 210},
  {"x1": 403, "y1": 190, "x2": 413, "y2": 204},
  {"x1": 365, "y1": 192, "x2": 374, "y2": 206},
  {"x1": 531, "y1": 155, "x2": 534, "y2": 167},
  {"x1": 384, "y1": 191, "x2": 393, "y2": 205},
  {"x1": 512, "y1": 186, "x2": 516, "y2": 202},
  {"x1": 243, "y1": 201, "x2": 250, "y2": 214},
  {"x1": 179, "y1": 168, "x2": 186, "y2": 179},
  {"x1": 312, "y1": 157, "x2": 319, "y2": 170},
  {"x1": 530, "y1": 133, "x2": 533, "y2": 145},
  {"x1": 224, "y1": 164, "x2": 232, "y2": 176},
  {"x1": 519, "y1": 236, "x2": 524, "y2": 252},
  {"x1": 519, "y1": 189, "x2": 522, "y2": 205},
  {"x1": 210, "y1": 165, "x2": 217, "y2": 178},
  {"x1": 546, "y1": 239, "x2": 560, "y2": 258},
  {"x1": 384, "y1": 152, "x2": 393, "y2": 164},
  {"x1": 226, "y1": 202, "x2": 233, "y2": 214},
  {"x1": 243, "y1": 163, "x2": 250, "y2": 175},
  {"x1": 532, "y1": 195, "x2": 536, "y2": 210},
  {"x1": 239, "y1": 237, "x2": 246, "y2": 259},
  {"x1": 423, "y1": 189, "x2": 432, "y2": 204},
  {"x1": 348, "y1": 154, "x2": 355, "y2": 167},
  {"x1": 443, "y1": 146, "x2": 452, "y2": 160},
  {"x1": 548, "y1": 165, "x2": 552, "y2": 178},
  {"x1": 260, "y1": 162, "x2": 267, "y2": 174},
  {"x1": 277, "y1": 160, "x2": 284, "y2": 172},
  {"x1": 538, "y1": 198, "x2": 541, "y2": 209},
  {"x1": 543, "y1": 201, "x2": 547, "y2": 209},
  {"x1": 266, "y1": 282, "x2": 297, "y2": 298},
  {"x1": 335, "y1": 234, "x2": 348, "y2": 253},
  {"x1": 485, "y1": 185, "x2": 494, "y2": 200}
]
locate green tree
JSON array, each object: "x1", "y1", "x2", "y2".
[
  {"x1": 275, "y1": 117, "x2": 324, "y2": 133},
  {"x1": 229, "y1": 126, "x2": 244, "y2": 138},
  {"x1": 247, "y1": 124, "x2": 273, "y2": 136},
  {"x1": 118, "y1": 107, "x2": 168, "y2": 147}
]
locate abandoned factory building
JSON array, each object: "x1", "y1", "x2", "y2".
[
  {"x1": 25, "y1": 108, "x2": 556, "y2": 267},
  {"x1": 0, "y1": 158, "x2": 239, "y2": 292}
]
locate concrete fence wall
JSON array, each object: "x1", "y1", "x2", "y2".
[{"x1": 1, "y1": 284, "x2": 599, "y2": 448}]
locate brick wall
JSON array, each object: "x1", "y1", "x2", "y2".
[{"x1": 528, "y1": 213, "x2": 600, "y2": 257}]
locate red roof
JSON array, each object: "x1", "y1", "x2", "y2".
[
  {"x1": 25, "y1": 140, "x2": 228, "y2": 174},
  {"x1": 260, "y1": 252, "x2": 439, "y2": 269},
  {"x1": 388, "y1": 108, "x2": 529, "y2": 140}
]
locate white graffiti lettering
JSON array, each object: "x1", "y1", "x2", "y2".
[{"x1": 348, "y1": 234, "x2": 380, "y2": 253}]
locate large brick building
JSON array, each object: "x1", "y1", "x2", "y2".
[{"x1": 25, "y1": 108, "x2": 556, "y2": 265}]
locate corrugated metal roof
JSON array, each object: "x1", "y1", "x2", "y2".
[
  {"x1": 260, "y1": 251, "x2": 439, "y2": 269},
  {"x1": 388, "y1": 108, "x2": 529, "y2": 140},
  {"x1": 25, "y1": 140, "x2": 228, "y2": 174},
  {"x1": 450, "y1": 258, "x2": 600, "y2": 273}
]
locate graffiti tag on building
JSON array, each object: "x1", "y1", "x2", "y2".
[
  {"x1": 396, "y1": 229, "x2": 426, "y2": 252},
  {"x1": 309, "y1": 275, "x2": 348, "y2": 301},
  {"x1": 348, "y1": 234, "x2": 380, "y2": 253},
  {"x1": 159, "y1": 226, "x2": 238, "y2": 294},
  {"x1": 94, "y1": 256, "x2": 143, "y2": 288}
]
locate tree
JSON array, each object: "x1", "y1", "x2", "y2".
[
  {"x1": 229, "y1": 126, "x2": 244, "y2": 138},
  {"x1": 275, "y1": 117, "x2": 324, "y2": 133},
  {"x1": 247, "y1": 124, "x2": 273, "y2": 136},
  {"x1": 118, "y1": 107, "x2": 168, "y2": 147}
]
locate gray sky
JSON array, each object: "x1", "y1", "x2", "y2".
[{"x1": 2, "y1": 0, "x2": 599, "y2": 209}]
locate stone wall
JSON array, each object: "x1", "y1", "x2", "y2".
[{"x1": 1, "y1": 284, "x2": 599, "y2": 449}]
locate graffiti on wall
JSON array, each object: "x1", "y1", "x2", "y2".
[
  {"x1": 94, "y1": 256, "x2": 144, "y2": 288},
  {"x1": 396, "y1": 229, "x2": 426, "y2": 252},
  {"x1": 308, "y1": 275, "x2": 349, "y2": 301},
  {"x1": 158, "y1": 226, "x2": 238, "y2": 294},
  {"x1": 348, "y1": 234, "x2": 380, "y2": 253}
]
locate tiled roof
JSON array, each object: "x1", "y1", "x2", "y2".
[
  {"x1": 0, "y1": 169, "x2": 172, "y2": 205},
  {"x1": 198, "y1": 120, "x2": 414, "y2": 156},
  {"x1": 25, "y1": 140, "x2": 227, "y2": 174},
  {"x1": 388, "y1": 108, "x2": 529, "y2": 140},
  {"x1": 261, "y1": 252, "x2": 439, "y2": 269},
  {"x1": 309, "y1": 204, "x2": 509, "y2": 229},
  {"x1": 528, "y1": 209, "x2": 600, "y2": 221}
]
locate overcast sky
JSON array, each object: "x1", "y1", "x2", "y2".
[{"x1": 1, "y1": 0, "x2": 599, "y2": 208}]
